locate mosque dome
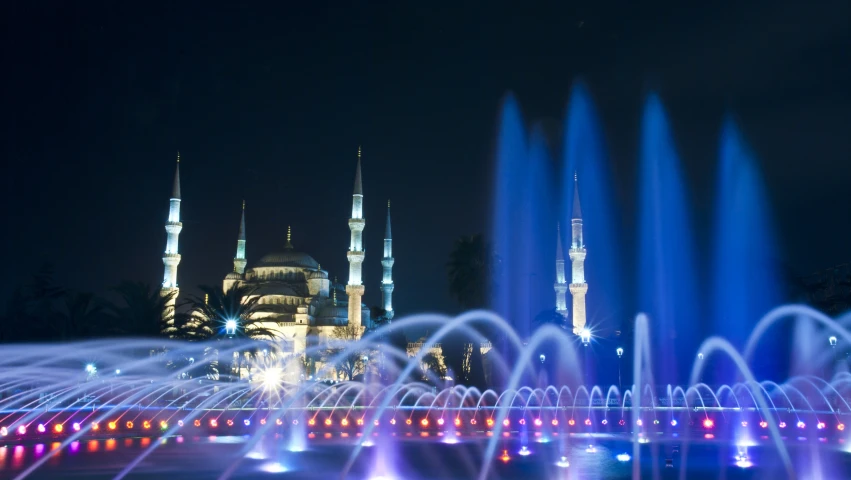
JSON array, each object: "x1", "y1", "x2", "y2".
[
  {"x1": 224, "y1": 272, "x2": 242, "y2": 280},
  {"x1": 256, "y1": 250, "x2": 319, "y2": 269},
  {"x1": 307, "y1": 269, "x2": 327, "y2": 280}
]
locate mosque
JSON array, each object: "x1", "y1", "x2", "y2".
[{"x1": 158, "y1": 148, "x2": 395, "y2": 358}]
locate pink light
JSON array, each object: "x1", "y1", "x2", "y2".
[
  {"x1": 534, "y1": 418, "x2": 542, "y2": 427},
  {"x1": 18, "y1": 425, "x2": 27, "y2": 435},
  {"x1": 636, "y1": 419, "x2": 643, "y2": 427},
  {"x1": 779, "y1": 421, "x2": 787, "y2": 428},
  {"x1": 741, "y1": 421, "x2": 748, "y2": 427},
  {"x1": 759, "y1": 421, "x2": 768, "y2": 428},
  {"x1": 72, "y1": 422, "x2": 80, "y2": 431},
  {"x1": 503, "y1": 419, "x2": 510, "y2": 427},
  {"x1": 670, "y1": 419, "x2": 678, "y2": 427},
  {"x1": 702, "y1": 418, "x2": 714, "y2": 429},
  {"x1": 838, "y1": 423, "x2": 845, "y2": 431},
  {"x1": 602, "y1": 419, "x2": 608, "y2": 425},
  {"x1": 797, "y1": 421, "x2": 806, "y2": 429},
  {"x1": 568, "y1": 419, "x2": 575, "y2": 426},
  {"x1": 817, "y1": 422, "x2": 826, "y2": 430},
  {"x1": 584, "y1": 419, "x2": 591, "y2": 426},
  {"x1": 37, "y1": 424, "x2": 46, "y2": 433}
]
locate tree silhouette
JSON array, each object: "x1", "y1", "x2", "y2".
[
  {"x1": 447, "y1": 234, "x2": 499, "y2": 310},
  {"x1": 107, "y1": 281, "x2": 174, "y2": 337}
]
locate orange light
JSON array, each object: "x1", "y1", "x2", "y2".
[
  {"x1": 486, "y1": 418, "x2": 494, "y2": 427},
  {"x1": 194, "y1": 419, "x2": 201, "y2": 427},
  {"x1": 276, "y1": 418, "x2": 282, "y2": 426},
  {"x1": 759, "y1": 421, "x2": 768, "y2": 428},
  {"x1": 108, "y1": 422, "x2": 116, "y2": 431},
  {"x1": 500, "y1": 449, "x2": 510, "y2": 463},
  {"x1": 142, "y1": 421, "x2": 151, "y2": 429},
  {"x1": 125, "y1": 421, "x2": 133, "y2": 429},
  {"x1": 568, "y1": 419, "x2": 575, "y2": 426},
  {"x1": 226, "y1": 419, "x2": 234, "y2": 427},
  {"x1": 437, "y1": 418, "x2": 444, "y2": 426},
  {"x1": 341, "y1": 418, "x2": 349, "y2": 427},
  {"x1": 405, "y1": 418, "x2": 412, "y2": 426},
  {"x1": 324, "y1": 418, "x2": 332, "y2": 426},
  {"x1": 159, "y1": 421, "x2": 168, "y2": 429},
  {"x1": 210, "y1": 419, "x2": 218, "y2": 428},
  {"x1": 838, "y1": 423, "x2": 845, "y2": 431},
  {"x1": 53, "y1": 424, "x2": 63, "y2": 433},
  {"x1": 584, "y1": 419, "x2": 592, "y2": 426},
  {"x1": 308, "y1": 418, "x2": 316, "y2": 426},
  {"x1": 551, "y1": 419, "x2": 559, "y2": 426},
  {"x1": 519, "y1": 418, "x2": 526, "y2": 425},
  {"x1": 92, "y1": 422, "x2": 99, "y2": 431},
  {"x1": 454, "y1": 417, "x2": 461, "y2": 427},
  {"x1": 702, "y1": 418, "x2": 714, "y2": 429},
  {"x1": 356, "y1": 418, "x2": 364, "y2": 426},
  {"x1": 420, "y1": 418, "x2": 429, "y2": 427}
]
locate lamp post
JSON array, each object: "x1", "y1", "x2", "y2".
[
  {"x1": 830, "y1": 336, "x2": 838, "y2": 377},
  {"x1": 616, "y1": 347, "x2": 624, "y2": 387}
]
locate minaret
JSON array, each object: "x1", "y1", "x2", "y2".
[
  {"x1": 346, "y1": 147, "x2": 366, "y2": 330},
  {"x1": 161, "y1": 152, "x2": 183, "y2": 313},
  {"x1": 568, "y1": 173, "x2": 588, "y2": 335},
  {"x1": 233, "y1": 200, "x2": 247, "y2": 274},
  {"x1": 554, "y1": 222, "x2": 569, "y2": 320},
  {"x1": 381, "y1": 200, "x2": 395, "y2": 320}
]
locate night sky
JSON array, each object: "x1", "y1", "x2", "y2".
[{"x1": 3, "y1": 1, "x2": 850, "y2": 316}]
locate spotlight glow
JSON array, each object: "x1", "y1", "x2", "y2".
[
  {"x1": 817, "y1": 422, "x2": 826, "y2": 430},
  {"x1": 18, "y1": 425, "x2": 26, "y2": 435},
  {"x1": 838, "y1": 423, "x2": 845, "y2": 431},
  {"x1": 72, "y1": 422, "x2": 80, "y2": 432},
  {"x1": 703, "y1": 418, "x2": 714, "y2": 429},
  {"x1": 325, "y1": 418, "x2": 333, "y2": 426},
  {"x1": 454, "y1": 417, "x2": 462, "y2": 427},
  {"x1": 38, "y1": 424, "x2": 46, "y2": 433},
  {"x1": 160, "y1": 421, "x2": 168, "y2": 430},
  {"x1": 602, "y1": 419, "x2": 608, "y2": 425},
  {"x1": 518, "y1": 446, "x2": 531, "y2": 456},
  {"x1": 437, "y1": 418, "x2": 444, "y2": 426},
  {"x1": 534, "y1": 418, "x2": 542, "y2": 427},
  {"x1": 551, "y1": 419, "x2": 559, "y2": 426},
  {"x1": 584, "y1": 419, "x2": 591, "y2": 426},
  {"x1": 486, "y1": 418, "x2": 494, "y2": 427},
  {"x1": 568, "y1": 419, "x2": 575, "y2": 426},
  {"x1": 636, "y1": 419, "x2": 642, "y2": 427},
  {"x1": 143, "y1": 421, "x2": 151, "y2": 429},
  {"x1": 779, "y1": 422, "x2": 786, "y2": 428},
  {"x1": 585, "y1": 445, "x2": 597, "y2": 453},
  {"x1": 503, "y1": 419, "x2": 510, "y2": 427},
  {"x1": 616, "y1": 453, "x2": 631, "y2": 462},
  {"x1": 759, "y1": 421, "x2": 768, "y2": 428},
  {"x1": 210, "y1": 419, "x2": 217, "y2": 428},
  {"x1": 308, "y1": 419, "x2": 316, "y2": 426},
  {"x1": 797, "y1": 421, "x2": 806, "y2": 429},
  {"x1": 126, "y1": 421, "x2": 133, "y2": 429},
  {"x1": 226, "y1": 419, "x2": 234, "y2": 427},
  {"x1": 670, "y1": 420, "x2": 678, "y2": 427},
  {"x1": 500, "y1": 449, "x2": 510, "y2": 463},
  {"x1": 341, "y1": 418, "x2": 349, "y2": 427},
  {"x1": 1, "y1": 426, "x2": 8, "y2": 436},
  {"x1": 420, "y1": 418, "x2": 429, "y2": 427},
  {"x1": 244, "y1": 419, "x2": 251, "y2": 427},
  {"x1": 556, "y1": 456, "x2": 570, "y2": 468},
  {"x1": 53, "y1": 424, "x2": 63, "y2": 433}
]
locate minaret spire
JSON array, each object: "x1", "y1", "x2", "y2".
[
  {"x1": 161, "y1": 152, "x2": 183, "y2": 318},
  {"x1": 554, "y1": 222, "x2": 568, "y2": 320},
  {"x1": 346, "y1": 146, "x2": 366, "y2": 331},
  {"x1": 569, "y1": 173, "x2": 588, "y2": 335},
  {"x1": 233, "y1": 200, "x2": 247, "y2": 275},
  {"x1": 381, "y1": 200, "x2": 395, "y2": 320},
  {"x1": 285, "y1": 225, "x2": 293, "y2": 249}
]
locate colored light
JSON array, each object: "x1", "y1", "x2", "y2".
[
  {"x1": 390, "y1": 418, "x2": 396, "y2": 425},
  {"x1": 759, "y1": 421, "x2": 768, "y2": 428},
  {"x1": 38, "y1": 424, "x2": 46, "y2": 433},
  {"x1": 616, "y1": 453, "x2": 631, "y2": 462},
  {"x1": 670, "y1": 419, "x2": 678, "y2": 427},
  {"x1": 568, "y1": 419, "x2": 575, "y2": 426},
  {"x1": 486, "y1": 418, "x2": 494, "y2": 427},
  {"x1": 72, "y1": 422, "x2": 80, "y2": 432},
  {"x1": 324, "y1": 418, "x2": 332, "y2": 426},
  {"x1": 244, "y1": 419, "x2": 251, "y2": 426},
  {"x1": 779, "y1": 422, "x2": 787, "y2": 428},
  {"x1": 519, "y1": 418, "x2": 526, "y2": 425},
  {"x1": 653, "y1": 419, "x2": 660, "y2": 425},
  {"x1": 53, "y1": 424, "x2": 63, "y2": 433},
  {"x1": 470, "y1": 418, "x2": 476, "y2": 425},
  {"x1": 702, "y1": 419, "x2": 714, "y2": 429},
  {"x1": 437, "y1": 418, "x2": 444, "y2": 426},
  {"x1": 210, "y1": 419, "x2": 217, "y2": 428},
  {"x1": 455, "y1": 417, "x2": 462, "y2": 427},
  {"x1": 92, "y1": 422, "x2": 100, "y2": 431},
  {"x1": 421, "y1": 418, "x2": 429, "y2": 427},
  {"x1": 356, "y1": 418, "x2": 363, "y2": 426},
  {"x1": 308, "y1": 418, "x2": 315, "y2": 426},
  {"x1": 551, "y1": 419, "x2": 559, "y2": 426},
  {"x1": 374, "y1": 420, "x2": 380, "y2": 426},
  {"x1": 160, "y1": 421, "x2": 168, "y2": 429},
  {"x1": 125, "y1": 421, "x2": 133, "y2": 429},
  {"x1": 838, "y1": 423, "x2": 845, "y2": 431},
  {"x1": 584, "y1": 419, "x2": 591, "y2": 426},
  {"x1": 817, "y1": 422, "x2": 826, "y2": 430},
  {"x1": 636, "y1": 419, "x2": 643, "y2": 427},
  {"x1": 503, "y1": 419, "x2": 510, "y2": 427},
  {"x1": 741, "y1": 421, "x2": 748, "y2": 427},
  {"x1": 260, "y1": 419, "x2": 266, "y2": 425},
  {"x1": 797, "y1": 421, "x2": 806, "y2": 429},
  {"x1": 602, "y1": 419, "x2": 608, "y2": 425},
  {"x1": 500, "y1": 449, "x2": 510, "y2": 463},
  {"x1": 194, "y1": 420, "x2": 201, "y2": 427},
  {"x1": 1, "y1": 426, "x2": 8, "y2": 436},
  {"x1": 142, "y1": 421, "x2": 151, "y2": 429},
  {"x1": 618, "y1": 419, "x2": 626, "y2": 426},
  {"x1": 275, "y1": 419, "x2": 282, "y2": 426},
  {"x1": 341, "y1": 418, "x2": 349, "y2": 427},
  {"x1": 226, "y1": 419, "x2": 234, "y2": 427},
  {"x1": 178, "y1": 420, "x2": 184, "y2": 427},
  {"x1": 18, "y1": 425, "x2": 27, "y2": 435},
  {"x1": 405, "y1": 418, "x2": 412, "y2": 426}
]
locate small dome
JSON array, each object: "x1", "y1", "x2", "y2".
[
  {"x1": 256, "y1": 250, "x2": 319, "y2": 269},
  {"x1": 317, "y1": 301, "x2": 348, "y2": 319},
  {"x1": 307, "y1": 269, "x2": 327, "y2": 280},
  {"x1": 225, "y1": 272, "x2": 242, "y2": 280}
]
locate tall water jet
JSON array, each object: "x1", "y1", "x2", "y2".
[
  {"x1": 491, "y1": 95, "x2": 555, "y2": 342},
  {"x1": 637, "y1": 94, "x2": 700, "y2": 383},
  {"x1": 711, "y1": 118, "x2": 783, "y2": 379},
  {"x1": 562, "y1": 82, "x2": 624, "y2": 343}
]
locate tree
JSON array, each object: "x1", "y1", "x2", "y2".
[
  {"x1": 107, "y1": 281, "x2": 174, "y2": 337},
  {"x1": 322, "y1": 323, "x2": 368, "y2": 381},
  {"x1": 447, "y1": 234, "x2": 499, "y2": 310},
  {"x1": 421, "y1": 351, "x2": 446, "y2": 380},
  {"x1": 181, "y1": 284, "x2": 278, "y2": 341},
  {"x1": 55, "y1": 291, "x2": 105, "y2": 340},
  {"x1": 533, "y1": 308, "x2": 568, "y2": 331}
]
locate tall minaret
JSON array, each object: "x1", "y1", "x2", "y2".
[
  {"x1": 346, "y1": 146, "x2": 366, "y2": 330},
  {"x1": 554, "y1": 222, "x2": 569, "y2": 320},
  {"x1": 381, "y1": 200, "x2": 395, "y2": 320},
  {"x1": 161, "y1": 152, "x2": 183, "y2": 313},
  {"x1": 233, "y1": 200, "x2": 247, "y2": 274},
  {"x1": 568, "y1": 173, "x2": 588, "y2": 335}
]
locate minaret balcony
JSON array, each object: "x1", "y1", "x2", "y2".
[{"x1": 348, "y1": 218, "x2": 365, "y2": 231}]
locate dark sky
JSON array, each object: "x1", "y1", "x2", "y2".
[{"x1": 3, "y1": 1, "x2": 850, "y2": 315}]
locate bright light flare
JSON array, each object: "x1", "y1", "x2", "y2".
[
  {"x1": 556, "y1": 456, "x2": 570, "y2": 468},
  {"x1": 703, "y1": 418, "x2": 714, "y2": 429},
  {"x1": 797, "y1": 421, "x2": 806, "y2": 429},
  {"x1": 17, "y1": 425, "x2": 26, "y2": 435},
  {"x1": 759, "y1": 421, "x2": 768, "y2": 428},
  {"x1": 500, "y1": 449, "x2": 510, "y2": 463},
  {"x1": 585, "y1": 445, "x2": 597, "y2": 453},
  {"x1": 838, "y1": 423, "x2": 845, "y2": 431},
  {"x1": 817, "y1": 422, "x2": 826, "y2": 430},
  {"x1": 37, "y1": 424, "x2": 46, "y2": 433},
  {"x1": 518, "y1": 446, "x2": 531, "y2": 456},
  {"x1": 670, "y1": 419, "x2": 678, "y2": 427},
  {"x1": 53, "y1": 424, "x2": 63, "y2": 433},
  {"x1": 616, "y1": 453, "x2": 631, "y2": 462},
  {"x1": 0, "y1": 426, "x2": 7, "y2": 436},
  {"x1": 454, "y1": 417, "x2": 462, "y2": 427},
  {"x1": 258, "y1": 366, "x2": 283, "y2": 391},
  {"x1": 420, "y1": 418, "x2": 429, "y2": 427},
  {"x1": 72, "y1": 422, "x2": 81, "y2": 432}
]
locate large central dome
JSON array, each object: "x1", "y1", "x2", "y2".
[{"x1": 256, "y1": 250, "x2": 319, "y2": 269}]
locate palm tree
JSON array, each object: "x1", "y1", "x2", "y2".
[
  {"x1": 55, "y1": 292, "x2": 104, "y2": 340},
  {"x1": 107, "y1": 281, "x2": 174, "y2": 337},
  {"x1": 446, "y1": 234, "x2": 499, "y2": 310}
]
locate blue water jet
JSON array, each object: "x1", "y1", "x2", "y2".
[
  {"x1": 637, "y1": 94, "x2": 700, "y2": 383},
  {"x1": 711, "y1": 118, "x2": 783, "y2": 378}
]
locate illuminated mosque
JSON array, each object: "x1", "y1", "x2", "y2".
[{"x1": 157, "y1": 148, "x2": 395, "y2": 356}]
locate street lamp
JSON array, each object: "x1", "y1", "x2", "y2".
[
  {"x1": 616, "y1": 347, "x2": 624, "y2": 387},
  {"x1": 225, "y1": 319, "x2": 237, "y2": 336},
  {"x1": 580, "y1": 328, "x2": 591, "y2": 346},
  {"x1": 540, "y1": 354, "x2": 546, "y2": 364}
]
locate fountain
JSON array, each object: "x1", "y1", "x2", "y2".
[{"x1": 1, "y1": 90, "x2": 848, "y2": 479}]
